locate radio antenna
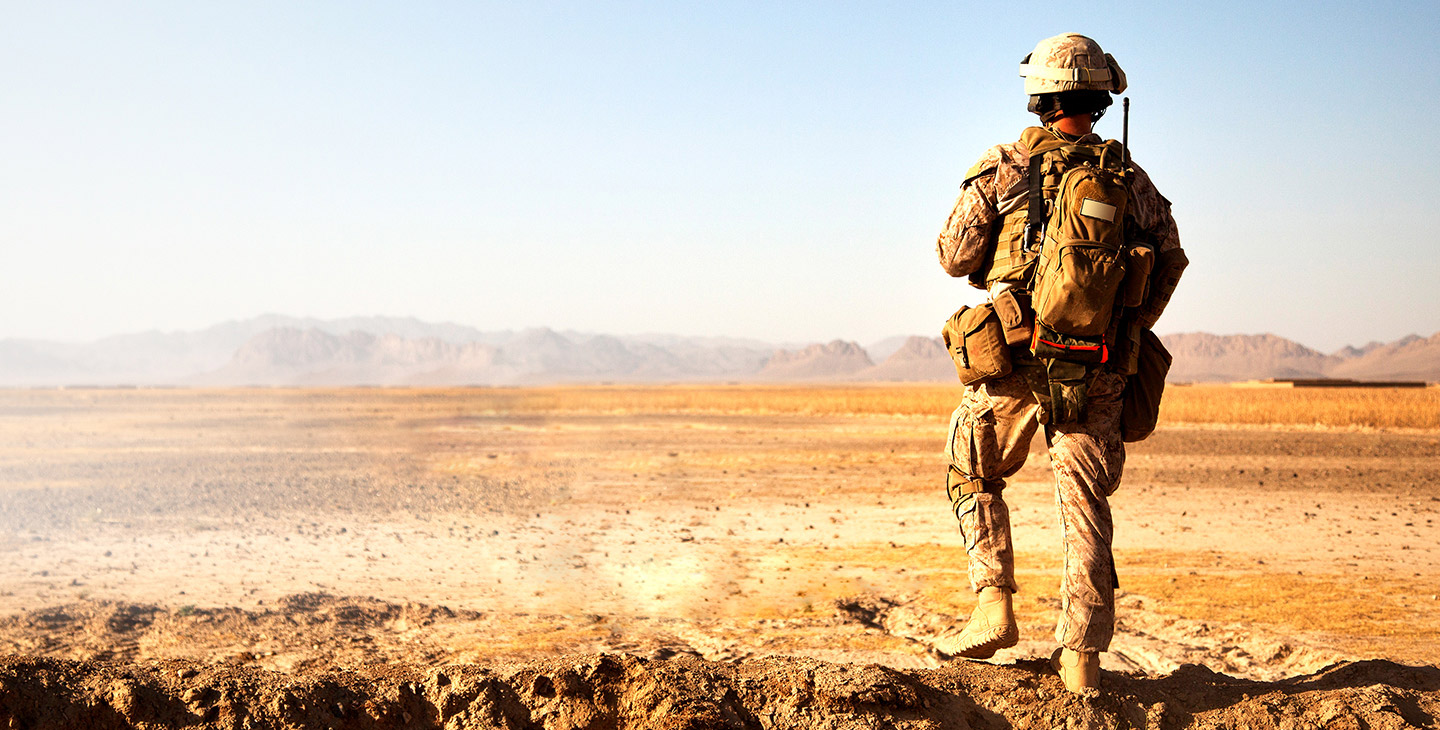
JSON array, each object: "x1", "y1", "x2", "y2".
[{"x1": 1122, "y1": 97, "x2": 1130, "y2": 165}]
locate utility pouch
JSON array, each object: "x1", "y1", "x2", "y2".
[
  {"x1": 1121, "y1": 244, "x2": 1155, "y2": 308},
  {"x1": 1032, "y1": 239, "x2": 1126, "y2": 337},
  {"x1": 1045, "y1": 358, "x2": 1094, "y2": 424},
  {"x1": 991, "y1": 289, "x2": 1034, "y2": 346},
  {"x1": 1030, "y1": 321, "x2": 1107, "y2": 364},
  {"x1": 1120, "y1": 328, "x2": 1172, "y2": 442},
  {"x1": 1114, "y1": 319, "x2": 1142, "y2": 377},
  {"x1": 942, "y1": 303, "x2": 1013, "y2": 386}
]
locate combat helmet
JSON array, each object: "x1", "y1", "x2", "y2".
[{"x1": 1019, "y1": 33, "x2": 1126, "y2": 96}]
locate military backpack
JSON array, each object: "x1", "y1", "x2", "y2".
[{"x1": 1021, "y1": 127, "x2": 1155, "y2": 422}]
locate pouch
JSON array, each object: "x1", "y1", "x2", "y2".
[
  {"x1": 1032, "y1": 239, "x2": 1126, "y2": 337},
  {"x1": 991, "y1": 289, "x2": 1033, "y2": 346},
  {"x1": 941, "y1": 303, "x2": 1013, "y2": 386},
  {"x1": 1113, "y1": 319, "x2": 1142, "y2": 377},
  {"x1": 1030, "y1": 321, "x2": 1107, "y2": 364},
  {"x1": 1120, "y1": 244, "x2": 1155, "y2": 308},
  {"x1": 1120, "y1": 328, "x2": 1172, "y2": 442}
]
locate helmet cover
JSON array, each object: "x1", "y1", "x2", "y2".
[{"x1": 1019, "y1": 33, "x2": 1127, "y2": 95}]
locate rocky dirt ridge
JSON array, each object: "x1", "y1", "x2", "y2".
[
  {"x1": 0, "y1": 595, "x2": 1436, "y2": 729},
  {"x1": 1, "y1": 651, "x2": 1437, "y2": 730}
]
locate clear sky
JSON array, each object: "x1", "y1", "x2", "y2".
[{"x1": 2, "y1": 1, "x2": 1436, "y2": 351}]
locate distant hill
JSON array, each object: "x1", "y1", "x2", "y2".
[
  {"x1": 0, "y1": 315, "x2": 509, "y2": 386},
  {"x1": 1160, "y1": 333, "x2": 1331, "y2": 383},
  {"x1": 863, "y1": 335, "x2": 916, "y2": 363},
  {"x1": 756, "y1": 340, "x2": 873, "y2": 381},
  {"x1": 202, "y1": 329, "x2": 504, "y2": 386},
  {"x1": 196, "y1": 325, "x2": 772, "y2": 386},
  {"x1": 2, "y1": 316, "x2": 1437, "y2": 386},
  {"x1": 855, "y1": 336, "x2": 954, "y2": 382},
  {"x1": 1323, "y1": 332, "x2": 1440, "y2": 381},
  {"x1": 1161, "y1": 331, "x2": 1440, "y2": 383}
]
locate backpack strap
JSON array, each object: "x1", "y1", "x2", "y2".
[
  {"x1": 1017, "y1": 127, "x2": 1069, "y2": 255},
  {"x1": 1023, "y1": 153, "x2": 1045, "y2": 254}
]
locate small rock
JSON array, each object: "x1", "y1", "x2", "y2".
[
  {"x1": 178, "y1": 668, "x2": 197, "y2": 680},
  {"x1": 108, "y1": 680, "x2": 137, "y2": 714}
]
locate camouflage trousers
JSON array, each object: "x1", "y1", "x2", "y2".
[{"x1": 944, "y1": 365, "x2": 1127, "y2": 653}]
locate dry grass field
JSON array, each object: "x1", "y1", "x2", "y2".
[
  {"x1": 442, "y1": 382, "x2": 1440, "y2": 429},
  {"x1": 0, "y1": 384, "x2": 1436, "y2": 717}
]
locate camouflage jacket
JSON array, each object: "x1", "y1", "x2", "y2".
[{"x1": 936, "y1": 126, "x2": 1184, "y2": 329}]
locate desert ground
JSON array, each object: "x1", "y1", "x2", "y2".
[{"x1": 0, "y1": 385, "x2": 1437, "y2": 729}]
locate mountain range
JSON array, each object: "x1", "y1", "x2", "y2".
[{"x1": 1, "y1": 315, "x2": 1437, "y2": 386}]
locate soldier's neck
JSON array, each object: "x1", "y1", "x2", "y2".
[{"x1": 1050, "y1": 115, "x2": 1093, "y2": 137}]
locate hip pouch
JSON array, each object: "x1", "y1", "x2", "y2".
[
  {"x1": 1120, "y1": 328, "x2": 1172, "y2": 442},
  {"x1": 942, "y1": 303, "x2": 1013, "y2": 386}
]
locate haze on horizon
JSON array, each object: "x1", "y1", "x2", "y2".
[{"x1": 2, "y1": 2, "x2": 1437, "y2": 353}]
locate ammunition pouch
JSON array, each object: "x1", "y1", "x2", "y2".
[
  {"x1": 1113, "y1": 319, "x2": 1143, "y2": 377},
  {"x1": 992, "y1": 289, "x2": 1034, "y2": 346},
  {"x1": 1120, "y1": 243, "x2": 1154, "y2": 308},
  {"x1": 1045, "y1": 359, "x2": 1095, "y2": 424},
  {"x1": 942, "y1": 303, "x2": 1013, "y2": 386}
]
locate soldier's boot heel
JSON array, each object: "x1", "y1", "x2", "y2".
[
  {"x1": 935, "y1": 586, "x2": 1019, "y2": 660},
  {"x1": 1050, "y1": 647, "x2": 1100, "y2": 693}
]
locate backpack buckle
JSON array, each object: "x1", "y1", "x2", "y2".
[{"x1": 1023, "y1": 222, "x2": 1044, "y2": 254}]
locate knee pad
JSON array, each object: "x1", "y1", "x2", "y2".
[{"x1": 947, "y1": 466, "x2": 1004, "y2": 518}]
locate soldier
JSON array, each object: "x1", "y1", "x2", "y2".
[{"x1": 932, "y1": 33, "x2": 1186, "y2": 693}]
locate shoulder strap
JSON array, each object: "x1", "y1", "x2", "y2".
[
  {"x1": 1020, "y1": 126, "x2": 1069, "y2": 156},
  {"x1": 1023, "y1": 152, "x2": 1045, "y2": 254}
]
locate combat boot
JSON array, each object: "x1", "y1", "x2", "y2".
[
  {"x1": 1050, "y1": 647, "x2": 1100, "y2": 693},
  {"x1": 934, "y1": 586, "x2": 1018, "y2": 659}
]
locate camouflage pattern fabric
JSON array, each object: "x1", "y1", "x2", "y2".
[
  {"x1": 1020, "y1": 33, "x2": 1126, "y2": 95},
  {"x1": 945, "y1": 368, "x2": 1127, "y2": 652}
]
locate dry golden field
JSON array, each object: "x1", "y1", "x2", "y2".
[
  {"x1": 447, "y1": 383, "x2": 1440, "y2": 429},
  {"x1": 0, "y1": 384, "x2": 1436, "y2": 684}
]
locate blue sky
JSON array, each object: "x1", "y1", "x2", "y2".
[{"x1": 2, "y1": 1, "x2": 1437, "y2": 350}]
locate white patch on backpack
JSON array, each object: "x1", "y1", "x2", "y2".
[{"x1": 1079, "y1": 198, "x2": 1116, "y2": 222}]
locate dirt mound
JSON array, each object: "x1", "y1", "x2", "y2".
[
  {"x1": 4, "y1": 594, "x2": 1435, "y2": 728},
  {"x1": 2, "y1": 652, "x2": 1437, "y2": 729}
]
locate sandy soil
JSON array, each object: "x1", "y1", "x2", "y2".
[{"x1": 0, "y1": 387, "x2": 1437, "y2": 728}]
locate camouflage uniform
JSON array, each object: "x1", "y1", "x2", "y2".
[{"x1": 936, "y1": 127, "x2": 1182, "y2": 653}]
